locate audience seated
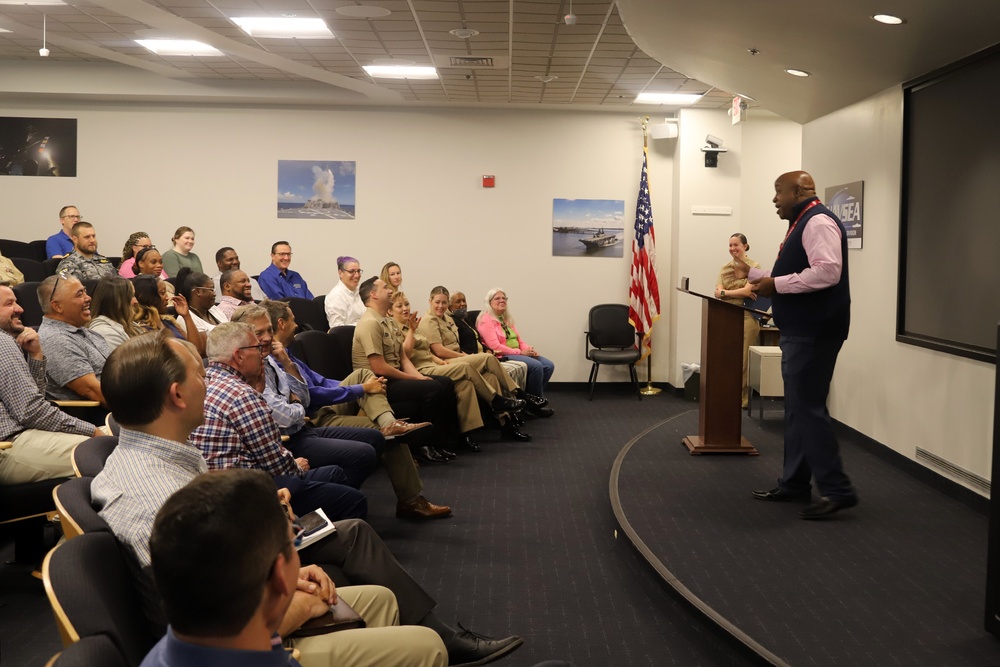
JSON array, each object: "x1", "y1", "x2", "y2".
[
  {"x1": 325, "y1": 256, "x2": 365, "y2": 329},
  {"x1": 0, "y1": 251, "x2": 25, "y2": 285},
  {"x1": 46, "y1": 205, "x2": 79, "y2": 259},
  {"x1": 91, "y1": 330, "x2": 521, "y2": 666},
  {"x1": 449, "y1": 290, "x2": 528, "y2": 390},
  {"x1": 213, "y1": 246, "x2": 266, "y2": 301},
  {"x1": 216, "y1": 268, "x2": 254, "y2": 319},
  {"x1": 189, "y1": 322, "x2": 367, "y2": 521},
  {"x1": 159, "y1": 226, "x2": 203, "y2": 278},
  {"x1": 36, "y1": 273, "x2": 110, "y2": 405},
  {"x1": 260, "y1": 241, "x2": 313, "y2": 300},
  {"x1": 130, "y1": 246, "x2": 175, "y2": 296},
  {"x1": 131, "y1": 274, "x2": 203, "y2": 356},
  {"x1": 230, "y1": 304, "x2": 378, "y2": 489},
  {"x1": 477, "y1": 288, "x2": 555, "y2": 414},
  {"x1": 380, "y1": 261, "x2": 403, "y2": 293},
  {"x1": 88, "y1": 276, "x2": 140, "y2": 350},
  {"x1": 261, "y1": 299, "x2": 451, "y2": 520},
  {"x1": 118, "y1": 232, "x2": 167, "y2": 280},
  {"x1": 55, "y1": 221, "x2": 116, "y2": 282},
  {"x1": 352, "y1": 277, "x2": 459, "y2": 461},
  {"x1": 0, "y1": 283, "x2": 101, "y2": 484}
]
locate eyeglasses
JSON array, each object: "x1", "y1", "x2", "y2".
[
  {"x1": 274, "y1": 252, "x2": 292, "y2": 258},
  {"x1": 193, "y1": 286, "x2": 215, "y2": 293},
  {"x1": 238, "y1": 343, "x2": 267, "y2": 355},
  {"x1": 491, "y1": 296, "x2": 508, "y2": 302},
  {"x1": 60, "y1": 214, "x2": 81, "y2": 220},
  {"x1": 48, "y1": 271, "x2": 70, "y2": 303},
  {"x1": 341, "y1": 269, "x2": 362, "y2": 275}
]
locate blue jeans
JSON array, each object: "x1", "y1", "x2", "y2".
[
  {"x1": 504, "y1": 354, "x2": 555, "y2": 397},
  {"x1": 276, "y1": 466, "x2": 368, "y2": 521},
  {"x1": 777, "y1": 336, "x2": 855, "y2": 500}
]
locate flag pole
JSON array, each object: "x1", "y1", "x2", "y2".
[{"x1": 638, "y1": 116, "x2": 662, "y2": 396}]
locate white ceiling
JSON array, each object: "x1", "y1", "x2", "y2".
[{"x1": 0, "y1": 0, "x2": 998, "y2": 121}]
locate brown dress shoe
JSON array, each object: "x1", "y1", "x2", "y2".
[
  {"x1": 381, "y1": 419, "x2": 432, "y2": 437},
  {"x1": 396, "y1": 495, "x2": 453, "y2": 520}
]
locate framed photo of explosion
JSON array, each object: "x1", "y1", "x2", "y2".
[
  {"x1": 0, "y1": 116, "x2": 77, "y2": 177},
  {"x1": 277, "y1": 160, "x2": 356, "y2": 219}
]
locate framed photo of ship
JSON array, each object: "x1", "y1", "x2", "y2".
[
  {"x1": 277, "y1": 160, "x2": 356, "y2": 219},
  {"x1": 551, "y1": 198, "x2": 625, "y2": 258}
]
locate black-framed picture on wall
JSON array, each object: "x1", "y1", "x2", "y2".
[
  {"x1": 0, "y1": 116, "x2": 77, "y2": 177},
  {"x1": 277, "y1": 160, "x2": 356, "y2": 219}
]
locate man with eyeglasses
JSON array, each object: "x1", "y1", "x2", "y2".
[
  {"x1": 46, "y1": 205, "x2": 80, "y2": 259},
  {"x1": 55, "y1": 221, "x2": 116, "y2": 281},
  {"x1": 259, "y1": 241, "x2": 314, "y2": 300},
  {"x1": 36, "y1": 272, "x2": 111, "y2": 407}
]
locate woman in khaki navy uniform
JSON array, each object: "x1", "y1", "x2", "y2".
[
  {"x1": 714, "y1": 233, "x2": 761, "y2": 409},
  {"x1": 390, "y1": 292, "x2": 526, "y2": 448},
  {"x1": 418, "y1": 286, "x2": 531, "y2": 441}
]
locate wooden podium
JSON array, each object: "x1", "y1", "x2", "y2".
[{"x1": 678, "y1": 288, "x2": 762, "y2": 455}]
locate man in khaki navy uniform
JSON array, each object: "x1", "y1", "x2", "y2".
[{"x1": 352, "y1": 277, "x2": 460, "y2": 460}]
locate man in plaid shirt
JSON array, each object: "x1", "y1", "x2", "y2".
[{"x1": 189, "y1": 321, "x2": 367, "y2": 521}]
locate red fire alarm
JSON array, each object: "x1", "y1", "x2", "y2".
[{"x1": 482, "y1": 175, "x2": 495, "y2": 188}]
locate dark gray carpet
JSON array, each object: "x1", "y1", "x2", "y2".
[{"x1": 614, "y1": 405, "x2": 1000, "y2": 666}]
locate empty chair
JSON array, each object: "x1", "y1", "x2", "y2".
[
  {"x1": 0, "y1": 238, "x2": 34, "y2": 259},
  {"x1": 0, "y1": 476, "x2": 63, "y2": 563},
  {"x1": 71, "y1": 435, "x2": 118, "y2": 478},
  {"x1": 12, "y1": 257, "x2": 47, "y2": 282},
  {"x1": 286, "y1": 296, "x2": 327, "y2": 332},
  {"x1": 53, "y1": 477, "x2": 111, "y2": 540},
  {"x1": 42, "y1": 531, "x2": 159, "y2": 662},
  {"x1": 291, "y1": 329, "x2": 343, "y2": 380},
  {"x1": 584, "y1": 303, "x2": 642, "y2": 401},
  {"x1": 28, "y1": 239, "x2": 49, "y2": 262},
  {"x1": 13, "y1": 281, "x2": 43, "y2": 328},
  {"x1": 45, "y1": 635, "x2": 128, "y2": 667}
]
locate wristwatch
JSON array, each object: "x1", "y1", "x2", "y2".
[{"x1": 720, "y1": 290, "x2": 726, "y2": 298}]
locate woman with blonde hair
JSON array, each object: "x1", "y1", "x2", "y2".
[
  {"x1": 380, "y1": 261, "x2": 403, "y2": 292},
  {"x1": 88, "y1": 276, "x2": 141, "y2": 349},
  {"x1": 714, "y1": 232, "x2": 762, "y2": 408},
  {"x1": 417, "y1": 286, "x2": 531, "y2": 441},
  {"x1": 476, "y1": 288, "x2": 555, "y2": 415},
  {"x1": 160, "y1": 225, "x2": 203, "y2": 277}
]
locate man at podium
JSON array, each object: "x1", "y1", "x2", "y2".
[{"x1": 734, "y1": 170, "x2": 858, "y2": 520}]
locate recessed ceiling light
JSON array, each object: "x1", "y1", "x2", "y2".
[
  {"x1": 363, "y1": 65, "x2": 437, "y2": 79},
  {"x1": 0, "y1": 27, "x2": 11, "y2": 32},
  {"x1": 449, "y1": 28, "x2": 478, "y2": 39},
  {"x1": 536, "y1": 75, "x2": 557, "y2": 83},
  {"x1": 336, "y1": 5, "x2": 391, "y2": 18},
  {"x1": 135, "y1": 39, "x2": 223, "y2": 56},
  {"x1": 872, "y1": 14, "x2": 905, "y2": 25},
  {"x1": 784, "y1": 68, "x2": 810, "y2": 77},
  {"x1": 0, "y1": 0, "x2": 64, "y2": 5},
  {"x1": 230, "y1": 17, "x2": 333, "y2": 39},
  {"x1": 635, "y1": 92, "x2": 703, "y2": 105}
]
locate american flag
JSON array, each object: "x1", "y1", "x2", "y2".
[{"x1": 628, "y1": 146, "x2": 660, "y2": 356}]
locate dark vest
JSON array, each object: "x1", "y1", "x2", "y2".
[{"x1": 771, "y1": 197, "x2": 851, "y2": 340}]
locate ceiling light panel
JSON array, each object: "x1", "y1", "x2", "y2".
[
  {"x1": 634, "y1": 92, "x2": 703, "y2": 105},
  {"x1": 230, "y1": 17, "x2": 333, "y2": 39},
  {"x1": 135, "y1": 39, "x2": 223, "y2": 56},
  {"x1": 363, "y1": 64, "x2": 437, "y2": 79}
]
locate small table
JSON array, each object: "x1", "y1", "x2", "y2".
[{"x1": 748, "y1": 345, "x2": 783, "y2": 420}]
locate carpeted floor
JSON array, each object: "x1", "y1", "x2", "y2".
[{"x1": 4, "y1": 384, "x2": 994, "y2": 666}]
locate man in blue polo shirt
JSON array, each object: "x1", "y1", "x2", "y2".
[
  {"x1": 259, "y1": 241, "x2": 313, "y2": 300},
  {"x1": 46, "y1": 205, "x2": 79, "y2": 259}
]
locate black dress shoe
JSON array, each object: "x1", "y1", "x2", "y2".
[
  {"x1": 446, "y1": 623, "x2": 524, "y2": 667},
  {"x1": 800, "y1": 495, "x2": 858, "y2": 519},
  {"x1": 516, "y1": 388, "x2": 548, "y2": 408},
  {"x1": 500, "y1": 421, "x2": 531, "y2": 442},
  {"x1": 526, "y1": 403, "x2": 554, "y2": 418},
  {"x1": 751, "y1": 487, "x2": 810, "y2": 501},
  {"x1": 458, "y1": 435, "x2": 481, "y2": 453},
  {"x1": 491, "y1": 395, "x2": 526, "y2": 414},
  {"x1": 413, "y1": 445, "x2": 449, "y2": 464},
  {"x1": 435, "y1": 446, "x2": 458, "y2": 460},
  {"x1": 508, "y1": 411, "x2": 526, "y2": 427}
]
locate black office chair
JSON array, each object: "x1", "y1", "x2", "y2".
[
  {"x1": 11, "y1": 257, "x2": 48, "y2": 282},
  {"x1": 286, "y1": 296, "x2": 327, "y2": 332},
  {"x1": 28, "y1": 239, "x2": 49, "y2": 262},
  {"x1": 71, "y1": 435, "x2": 119, "y2": 478},
  {"x1": 13, "y1": 281, "x2": 43, "y2": 328},
  {"x1": 42, "y1": 531, "x2": 159, "y2": 662},
  {"x1": 585, "y1": 303, "x2": 642, "y2": 401},
  {"x1": 46, "y1": 634, "x2": 129, "y2": 667},
  {"x1": 327, "y1": 326, "x2": 357, "y2": 380},
  {"x1": 0, "y1": 476, "x2": 62, "y2": 563},
  {"x1": 53, "y1": 477, "x2": 111, "y2": 540},
  {"x1": 43, "y1": 257, "x2": 63, "y2": 277},
  {"x1": 0, "y1": 238, "x2": 33, "y2": 259},
  {"x1": 291, "y1": 328, "x2": 354, "y2": 380}
]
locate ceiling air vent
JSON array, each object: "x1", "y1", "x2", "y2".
[
  {"x1": 450, "y1": 56, "x2": 493, "y2": 67},
  {"x1": 432, "y1": 55, "x2": 508, "y2": 69}
]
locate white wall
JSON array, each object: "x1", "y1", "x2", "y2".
[
  {"x1": 0, "y1": 103, "x2": 672, "y2": 383},
  {"x1": 804, "y1": 86, "x2": 995, "y2": 491}
]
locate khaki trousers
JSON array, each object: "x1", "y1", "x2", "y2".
[
  {"x1": 419, "y1": 362, "x2": 495, "y2": 433},
  {"x1": 288, "y1": 585, "x2": 447, "y2": 667},
  {"x1": 452, "y1": 353, "x2": 518, "y2": 394},
  {"x1": 310, "y1": 369, "x2": 422, "y2": 502},
  {"x1": 0, "y1": 429, "x2": 90, "y2": 484}
]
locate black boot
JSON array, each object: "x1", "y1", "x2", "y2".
[{"x1": 500, "y1": 420, "x2": 531, "y2": 442}]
